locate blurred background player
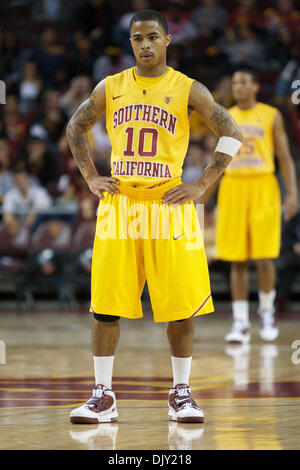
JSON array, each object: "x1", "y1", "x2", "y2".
[{"x1": 216, "y1": 69, "x2": 298, "y2": 343}]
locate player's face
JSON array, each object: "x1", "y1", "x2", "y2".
[
  {"x1": 130, "y1": 21, "x2": 171, "y2": 70},
  {"x1": 232, "y1": 72, "x2": 259, "y2": 102}
]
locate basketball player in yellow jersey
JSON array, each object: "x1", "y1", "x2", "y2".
[
  {"x1": 66, "y1": 9, "x2": 243, "y2": 424},
  {"x1": 216, "y1": 69, "x2": 298, "y2": 344}
]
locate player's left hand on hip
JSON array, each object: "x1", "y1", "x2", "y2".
[
  {"x1": 283, "y1": 192, "x2": 298, "y2": 221},
  {"x1": 162, "y1": 182, "x2": 203, "y2": 205}
]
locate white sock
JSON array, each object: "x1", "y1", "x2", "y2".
[
  {"x1": 258, "y1": 289, "x2": 276, "y2": 314},
  {"x1": 232, "y1": 300, "x2": 249, "y2": 324},
  {"x1": 93, "y1": 356, "x2": 114, "y2": 389},
  {"x1": 171, "y1": 356, "x2": 192, "y2": 387}
]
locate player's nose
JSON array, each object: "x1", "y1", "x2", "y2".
[{"x1": 141, "y1": 39, "x2": 151, "y2": 49}]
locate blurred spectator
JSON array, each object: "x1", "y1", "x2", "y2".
[
  {"x1": 0, "y1": 31, "x2": 23, "y2": 87},
  {"x1": 23, "y1": 136, "x2": 59, "y2": 189},
  {"x1": 55, "y1": 174, "x2": 77, "y2": 206},
  {"x1": 277, "y1": 211, "x2": 300, "y2": 312},
  {"x1": 2, "y1": 167, "x2": 52, "y2": 232},
  {"x1": 212, "y1": 75, "x2": 234, "y2": 108},
  {"x1": 182, "y1": 142, "x2": 209, "y2": 182},
  {"x1": 2, "y1": 95, "x2": 30, "y2": 158},
  {"x1": 92, "y1": 46, "x2": 135, "y2": 83},
  {"x1": 217, "y1": 26, "x2": 266, "y2": 70},
  {"x1": 264, "y1": 0, "x2": 300, "y2": 35},
  {"x1": 30, "y1": 0, "x2": 73, "y2": 22},
  {"x1": 73, "y1": 0, "x2": 115, "y2": 52},
  {"x1": 114, "y1": 0, "x2": 149, "y2": 54},
  {"x1": 72, "y1": 170, "x2": 99, "y2": 227},
  {"x1": 267, "y1": 26, "x2": 293, "y2": 69},
  {"x1": 192, "y1": 0, "x2": 228, "y2": 40},
  {"x1": 164, "y1": 1, "x2": 197, "y2": 45},
  {"x1": 17, "y1": 61, "x2": 42, "y2": 116},
  {"x1": 59, "y1": 75, "x2": 92, "y2": 119},
  {"x1": 30, "y1": 89, "x2": 68, "y2": 145},
  {"x1": 273, "y1": 44, "x2": 300, "y2": 104},
  {"x1": 228, "y1": 0, "x2": 265, "y2": 31},
  {"x1": 30, "y1": 27, "x2": 66, "y2": 88},
  {"x1": 289, "y1": 104, "x2": 300, "y2": 151},
  {"x1": 90, "y1": 116, "x2": 112, "y2": 171},
  {"x1": 167, "y1": 44, "x2": 185, "y2": 70},
  {"x1": 68, "y1": 33, "x2": 95, "y2": 78},
  {"x1": 0, "y1": 138, "x2": 14, "y2": 203},
  {"x1": 56, "y1": 134, "x2": 76, "y2": 177}
]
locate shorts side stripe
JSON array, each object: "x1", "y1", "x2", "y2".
[{"x1": 189, "y1": 293, "x2": 212, "y2": 319}]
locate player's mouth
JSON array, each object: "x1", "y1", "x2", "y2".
[
  {"x1": 233, "y1": 90, "x2": 244, "y2": 99},
  {"x1": 140, "y1": 52, "x2": 153, "y2": 61}
]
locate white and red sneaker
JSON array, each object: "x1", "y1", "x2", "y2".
[
  {"x1": 225, "y1": 321, "x2": 251, "y2": 343},
  {"x1": 259, "y1": 310, "x2": 279, "y2": 342},
  {"x1": 70, "y1": 384, "x2": 118, "y2": 424},
  {"x1": 168, "y1": 384, "x2": 204, "y2": 423}
]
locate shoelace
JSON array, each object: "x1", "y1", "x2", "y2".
[
  {"x1": 261, "y1": 313, "x2": 275, "y2": 328},
  {"x1": 176, "y1": 387, "x2": 191, "y2": 397},
  {"x1": 92, "y1": 387, "x2": 104, "y2": 399},
  {"x1": 231, "y1": 321, "x2": 248, "y2": 332},
  {"x1": 86, "y1": 387, "x2": 108, "y2": 410},
  {"x1": 173, "y1": 387, "x2": 195, "y2": 408},
  {"x1": 173, "y1": 390, "x2": 201, "y2": 411}
]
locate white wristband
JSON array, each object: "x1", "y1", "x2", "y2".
[{"x1": 215, "y1": 136, "x2": 242, "y2": 158}]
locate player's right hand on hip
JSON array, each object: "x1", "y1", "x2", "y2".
[{"x1": 87, "y1": 175, "x2": 120, "y2": 199}]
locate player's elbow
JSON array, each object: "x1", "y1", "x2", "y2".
[
  {"x1": 66, "y1": 117, "x2": 80, "y2": 142},
  {"x1": 66, "y1": 119, "x2": 74, "y2": 141}
]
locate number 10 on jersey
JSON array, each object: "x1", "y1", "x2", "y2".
[{"x1": 123, "y1": 127, "x2": 158, "y2": 158}]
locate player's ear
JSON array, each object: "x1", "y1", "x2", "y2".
[
  {"x1": 254, "y1": 82, "x2": 260, "y2": 94},
  {"x1": 166, "y1": 34, "x2": 171, "y2": 47}
]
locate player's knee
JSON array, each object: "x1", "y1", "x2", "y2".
[
  {"x1": 255, "y1": 258, "x2": 273, "y2": 270},
  {"x1": 232, "y1": 261, "x2": 248, "y2": 272},
  {"x1": 93, "y1": 313, "x2": 120, "y2": 322},
  {"x1": 169, "y1": 319, "x2": 189, "y2": 323}
]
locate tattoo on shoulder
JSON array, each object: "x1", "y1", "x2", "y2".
[
  {"x1": 195, "y1": 81, "x2": 211, "y2": 96},
  {"x1": 73, "y1": 92, "x2": 99, "y2": 130},
  {"x1": 210, "y1": 102, "x2": 232, "y2": 129}
]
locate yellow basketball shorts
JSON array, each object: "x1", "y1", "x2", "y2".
[
  {"x1": 90, "y1": 177, "x2": 214, "y2": 322},
  {"x1": 216, "y1": 173, "x2": 281, "y2": 261}
]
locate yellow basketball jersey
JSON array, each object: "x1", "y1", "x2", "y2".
[
  {"x1": 105, "y1": 67, "x2": 194, "y2": 187},
  {"x1": 226, "y1": 102, "x2": 277, "y2": 175}
]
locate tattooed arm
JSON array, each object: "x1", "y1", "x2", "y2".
[
  {"x1": 189, "y1": 80, "x2": 242, "y2": 186},
  {"x1": 163, "y1": 81, "x2": 243, "y2": 205},
  {"x1": 66, "y1": 79, "x2": 119, "y2": 199}
]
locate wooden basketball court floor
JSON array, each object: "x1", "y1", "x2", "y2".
[{"x1": 0, "y1": 303, "x2": 299, "y2": 450}]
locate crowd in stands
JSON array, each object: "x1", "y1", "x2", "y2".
[{"x1": 1, "y1": 0, "x2": 300, "y2": 307}]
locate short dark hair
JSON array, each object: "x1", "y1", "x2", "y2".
[
  {"x1": 130, "y1": 9, "x2": 169, "y2": 35},
  {"x1": 10, "y1": 157, "x2": 29, "y2": 174},
  {"x1": 234, "y1": 68, "x2": 259, "y2": 83}
]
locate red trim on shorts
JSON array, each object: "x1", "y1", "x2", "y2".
[{"x1": 189, "y1": 293, "x2": 212, "y2": 319}]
